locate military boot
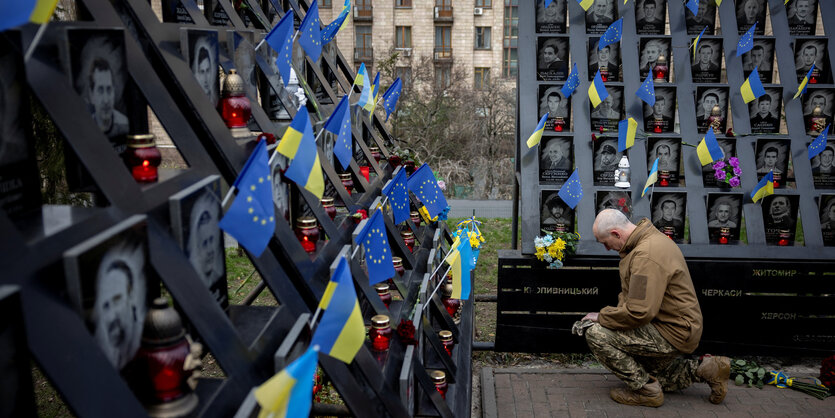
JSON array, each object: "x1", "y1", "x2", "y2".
[
  {"x1": 609, "y1": 377, "x2": 663, "y2": 407},
  {"x1": 697, "y1": 355, "x2": 730, "y2": 404}
]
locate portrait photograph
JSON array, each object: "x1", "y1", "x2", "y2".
[
  {"x1": 63, "y1": 215, "x2": 150, "y2": 370},
  {"x1": 541, "y1": 191, "x2": 575, "y2": 233},
  {"x1": 811, "y1": 140, "x2": 835, "y2": 189},
  {"x1": 593, "y1": 138, "x2": 623, "y2": 185},
  {"x1": 322, "y1": 131, "x2": 336, "y2": 169},
  {"x1": 537, "y1": 37, "x2": 570, "y2": 81},
  {"x1": 588, "y1": 37, "x2": 621, "y2": 82},
  {"x1": 643, "y1": 87, "x2": 676, "y2": 134},
  {"x1": 690, "y1": 38, "x2": 722, "y2": 83},
  {"x1": 169, "y1": 175, "x2": 229, "y2": 309},
  {"x1": 183, "y1": 29, "x2": 220, "y2": 106},
  {"x1": 231, "y1": 31, "x2": 257, "y2": 100},
  {"x1": 749, "y1": 88, "x2": 782, "y2": 134},
  {"x1": 586, "y1": 0, "x2": 616, "y2": 34},
  {"x1": 761, "y1": 194, "x2": 799, "y2": 245},
  {"x1": 802, "y1": 89, "x2": 834, "y2": 135},
  {"x1": 755, "y1": 139, "x2": 790, "y2": 188},
  {"x1": 787, "y1": 0, "x2": 818, "y2": 36},
  {"x1": 639, "y1": 38, "x2": 671, "y2": 81},
  {"x1": 271, "y1": 151, "x2": 291, "y2": 221},
  {"x1": 538, "y1": 85, "x2": 571, "y2": 131},
  {"x1": 685, "y1": 0, "x2": 717, "y2": 35},
  {"x1": 635, "y1": 0, "x2": 666, "y2": 35},
  {"x1": 650, "y1": 192, "x2": 687, "y2": 242},
  {"x1": 819, "y1": 194, "x2": 835, "y2": 245},
  {"x1": 260, "y1": 45, "x2": 299, "y2": 121},
  {"x1": 647, "y1": 138, "x2": 681, "y2": 185},
  {"x1": 596, "y1": 190, "x2": 632, "y2": 219},
  {"x1": 536, "y1": 0, "x2": 567, "y2": 34},
  {"x1": 741, "y1": 39, "x2": 774, "y2": 83},
  {"x1": 539, "y1": 137, "x2": 573, "y2": 184},
  {"x1": 702, "y1": 139, "x2": 736, "y2": 187},
  {"x1": 736, "y1": 0, "x2": 767, "y2": 35},
  {"x1": 706, "y1": 193, "x2": 743, "y2": 243},
  {"x1": 695, "y1": 87, "x2": 729, "y2": 134},
  {"x1": 794, "y1": 39, "x2": 829, "y2": 84},
  {"x1": 590, "y1": 86, "x2": 623, "y2": 132}
]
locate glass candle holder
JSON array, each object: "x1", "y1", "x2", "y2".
[
  {"x1": 430, "y1": 370, "x2": 448, "y2": 399},
  {"x1": 662, "y1": 227, "x2": 675, "y2": 240},
  {"x1": 321, "y1": 197, "x2": 336, "y2": 221},
  {"x1": 708, "y1": 105, "x2": 723, "y2": 133},
  {"x1": 125, "y1": 134, "x2": 162, "y2": 183},
  {"x1": 374, "y1": 283, "x2": 392, "y2": 308},
  {"x1": 653, "y1": 117, "x2": 663, "y2": 133},
  {"x1": 441, "y1": 283, "x2": 461, "y2": 318},
  {"x1": 600, "y1": 66, "x2": 609, "y2": 82},
  {"x1": 719, "y1": 227, "x2": 730, "y2": 245},
  {"x1": 369, "y1": 146, "x2": 382, "y2": 163},
  {"x1": 359, "y1": 165, "x2": 370, "y2": 182},
  {"x1": 369, "y1": 314, "x2": 392, "y2": 351},
  {"x1": 778, "y1": 230, "x2": 791, "y2": 246},
  {"x1": 294, "y1": 217, "x2": 319, "y2": 253},
  {"x1": 392, "y1": 256, "x2": 405, "y2": 277},
  {"x1": 439, "y1": 330, "x2": 454, "y2": 356},
  {"x1": 810, "y1": 107, "x2": 826, "y2": 134},
  {"x1": 810, "y1": 68, "x2": 820, "y2": 84},
  {"x1": 404, "y1": 160, "x2": 416, "y2": 175},
  {"x1": 410, "y1": 211, "x2": 421, "y2": 226},
  {"x1": 773, "y1": 173, "x2": 782, "y2": 189},
  {"x1": 218, "y1": 69, "x2": 252, "y2": 129},
  {"x1": 339, "y1": 172, "x2": 354, "y2": 195},
  {"x1": 401, "y1": 230, "x2": 415, "y2": 252},
  {"x1": 659, "y1": 170, "x2": 670, "y2": 187},
  {"x1": 553, "y1": 117, "x2": 565, "y2": 132},
  {"x1": 652, "y1": 55, "x2": 668, "y2": 81}
]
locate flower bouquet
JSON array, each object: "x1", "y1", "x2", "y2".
[
  {"x1": 713, "y1": 157, "x2": 742, "y2": 188},
  {"x1": 533, "y1": 229, "x2": 579, "y2": 269}
]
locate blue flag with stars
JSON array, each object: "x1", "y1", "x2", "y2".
[
  {"x1": 561, "y1": 63, "x2": 580, "y2": 98},
  {"x1": 321, "y1": 1, "x2": 349, "y2": 45},
  {"x1": 264, "y1": 10, "x2": 295, "y2": 87},
  {"x1": 558, "y1": 169, "x2": 583, "y2": 210},
  {"x1": 382, "y1": 168, "x2": 410, "y2": 225},
  {"x1": 407, "y1": 163, "x2": 449, "y2": 218},
  {"x1": 598, "y1": 18, "x2": 623, "y2": 50},
  {"x1": 323, "y1": 95, "x2": 352, "y2": 170},
  {"x1": 354, "y1": 209, "x2": 396, "y2": 285},
  {"x1": 636, "y1": 72, "x2": 655, "y2": 106},
  {"x1": 736, "y1": 22, "x2": 757, "y2": 56},
  {"x1": 382, "y1": 77, "x2": 403, "y2": 121},
  {"x1": 298, "y1": 0, "x2": 322, "y2": 62},
  {"x1": 809, "y1": 125, "x2": 830, "y2": 160},
  {"x1": 219, "y1": 140, "x2": 275, "y2": 257},
  {"x1": 685, "y1": 0, "x2": 699, "y2": 15}
]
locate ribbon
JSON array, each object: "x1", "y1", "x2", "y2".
[{"x1": 767, "y1": 371, "x2": 828, "y2": 389}]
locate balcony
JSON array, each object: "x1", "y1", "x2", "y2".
[
  {"x1": 354, "y1": 47, "x2": 374, "y2": 62},
  {"x1": 433, "y1": 46, "x2": 453, "y2": 62},
  {"x1": 353, "y1": 5, "x2": 373, "y2": 21},
  {"x1": 434, "y1": 5, "x2": 453, "y2": 21}
]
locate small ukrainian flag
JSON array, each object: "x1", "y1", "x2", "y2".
[
  {"x1": 526, "y1": 113, "x2": 549, "y2": 148},
  {"x1": 741, "y1": 67, "x2": 766, "y2": 104},
  {"x1": 589, "y1": 70, "x2": 609, "y2": 109},
  {"x1": 697, "y1": 129, "x2": 725, "y2": 166}
]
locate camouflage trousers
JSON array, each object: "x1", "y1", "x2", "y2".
[{"x1": 585, "y1": 323, "x2": 702, "y2": 392}]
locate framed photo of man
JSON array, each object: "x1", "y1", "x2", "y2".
[
  {"x1": 706, "y1": 193, "x2": 743, "y2": 243},
  {"x1": 802, "y1": 89, "x2": 834, "y2": 135},
  {"x1": 593, "y1": 138, "x2": 622, "y2": 185},
  {"x1": 811, "y1": 141, "x2": 835, "y2": 188},
  {"x1": 230, "y1": 31, "x2": 257, "y2": 99},
  {"x1": 741, "y1": 39, "x2": 774, "y2": 83},
  {"x1": 650, "y1": 192, "x2": 687, "y2": 242},
  {"x1": 736, "y1": 0, "x2": 766, "y2": 35},
  {"x1": 585, "y1": 0, "x2": 616, "y2": 34},
  {"x1": 702, "y1": 139, "x2": 736, "y2": 187},
  {"x1": 695, "y1": 87, "x2": 729, "y2": 134},
  {"x1": 588, "y1": 37, "x2": 621, "y2": 82},
  {"x1": 596, "y1": 190, "x2": 633, "y2": 219},
  {"x1": 539, "y1": 137, "x2": 573, "y2": 184},
  {"x1": 541, "y1": 191, "x2": 575, "y2": 233},
  {"x1": 590, "y1": 86, "x2": 623, "y2": 133},
  {"x1": 794, "y1": 39, "x2": 829, "y2": 84},
  {"x1": 685, "y1": 0, "x2": 717, "y2": 35},
  {"x1": 537, "y1": 37, "x2": 570, "y2": 81},
  {"x1": 647, "y1": 138, "x2": 681, "y2": 186},
  {"x1": 538, "y1": 85, "x2": 571, "y2": 131},
  {"x1": 755, "y1": 139, "x2": 790, "y2": 188},
  {"x1": 690, "y1": 38, "x2": 722, "y2": 83},
  {"x1": 643, "y1": 87, "x2": 676, "y2": 134},
  {"x1": 536, "y1": 0, "x2": 567, "y2": 33},
  {"x1": 819, "y1": 194, "x2": 835, "y2": 245},
  {"x1": 182, "y1": 29, "x2": 220, "y2": 106},
  {"x1": 787, "y1": 0, "x2": 818, "y2": 36},
  {"x1": 749, "y1": 88, "x2": 782, "y2": 133},
  {"x1": 639, "y1": 38, "x2": 671, "y2": 81},
  {"x1": 761, "y1": 194, "x2": 799, "y2": 245},
  {"x1": 635, "y1": 0, "x2": 666, "y2": 35}
]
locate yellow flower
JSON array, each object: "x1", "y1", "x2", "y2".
[
  {"x1": 535, "y1": 246, "x2": 546, "y2": 260},
  {"x1": 548, "y1": 244, "x2": 559, "y2": 258},
  {"x1": 554, "y1": 238, "x2": 566, "y2": 251}
]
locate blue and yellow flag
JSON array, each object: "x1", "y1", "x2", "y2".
[
  {"x1": 364, "y1": 72, "x2": 380, "y2": 113},
  {"x1": 599, "y1": 18, "x2": 623, "y2": 50},
  {"x1": 692, "y1": 26, "x2": 707, "y2": 61},
  {"x1": 357, "y1": 65, "x2": 373, "y2": 109},
  {"x1": 323, "y1": 95, "x2": 352, "y2": 170},
  {"x1": 589, "y1": 70, "x2": 609, "y2": 108},
  {"x1": 737, "y1": 22, "x2": 757, "y2": 56},
  {"x1": 808, "y1": 125, "x2": 830, "y2": 160},
  {"x1": 618, "y1": 118, "x2": 638, "y2": 152},
  {"x1": 636, "y1": 72, "x2": 655, "y2": 106},
  {"x1": 449, "y1": 237, "x2": 472, "y2": 300},
  {"x1": 277, "y1": 110, "x2": 325, "y2": 198},
  {"x1": 264, "y1": 11, "x2": 295, "y2": 87},
  {"x1": 354, "y1": 209, "x2": 396, "y2": 285},
  {"x1": 355, "y1": 62, "x2": 367, "y2": 87},
  {"x1": 576, "y1": 0, "x2": 594, "y2": 11},
  {"x1": 0, "y1": 0, "x2": 58, "y2": 31},
  {"x1": 311, "y1": 257, "x2": 364, "y2": 364},
  {"x1": 794, "y1": 64, "x2": 816, "y2": 100},
  {"x1": 254, "y1": 347, "x2": 317, "y2": 418},
  {"x1": 526, "y1": 113, "x2": 549, "y2": 148},
  {"x1": 544, "y1": 0, "x2": 554, "y2": 8},
  {"x1": 741, "y1": 66, "x2": 766, "y2": 104},
  {"x1": 685, "y1": 0, "x2": 699, "y2": 15},
  {"x1": 716, "y1": 0, "x2": 723, "y2": 6},
  {"x1": 382, "y1": 168, "x2": 410, "y2": 225},
  {"x1": 561, "y1": 63, "x2": 580, "y2": 98},
  {"x1": 407, "y1": 163, "x2": 449, "y2": 218},
  {"x1": 298, "y1": 0, "x2": 322, "y2": 62},
  {"x1": 697, "y1": 129, "x2": 725, "y2": 166},
  {"x1": 642, "y1": 158, "x2": 659, "y2": 197},
  {"x1": 382, "y1": 77, "x2": 403, "y2": 121},
  {"x1": 751, "y1": 171, "x2": 774, "y2": 203},
  {"x1": 321, "y1": 0, "x2": 350, "y2": 45},
  {"x1": 218, "y1": 140, "x2": 275, "y2": 256},
  {"x1": 558, "y1": 169, "x2": 583, "y2": 209}
]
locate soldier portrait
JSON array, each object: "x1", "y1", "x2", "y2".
[
  {"x1": 686, "y1": 0, "x2": 717, "y2": 35},
  {"x1": 639, "y1": 38, "x2": 671, "y2": 81},
  {"x1": 819, "y1": 194, "x2": 835, "y2": 245},
  {"x1": 186, "y1": 30, "x2": 220, "y2": 106},
  {"x1": 590, "y1": 87, "x2": 623, "y2": 132},
  {"x1": 538, "y1": 85, "x2": 571, "y2": 131},
  {"x1": 537, "y1": 37, "x2": 570, "y2": 81},
  {"x1": 541, "y1": 191, "x2": 574, "y2": 233},
  {"x1": 648, "y1": 138, "x2": 681, "y2": 185},
  {"x1": 596, "y1": 190, "x2": 632, "y2": 219},
  {"x1": 588, "y1": 38, "x2": 621, "y2": 82},
  {"x1": 271, "y1": 153, "x2": 291, "y2": 221},
  {"x1": 536, "y1": 0, "x2": 567, "y2": 33},
  {"x1": 707, "y1": 194, "x2": 742, "y2": 242},
  {"x1": 787, "y1": 0, "x2": 818, "y2": 36},
  {"x1": 741, "y1": 39, "x2": 774, "y2": 83},
  {"x1": 755, "y1": 139, "x2": 790, "y2": 188},
  {"x1": 540, "y1": 137, "x2": 573, "y2": 184},
  {"x1": 811, "y1": 142, "x2": 835, "y2": 189},
  {"x1": 643, "y1": 87, "x2": 676, "y2": 133},
  {"x1": 749, "y1": 89, "x2": 782, "y2": 133},
  {"x1": 761, "y1": 194, "x2": 799, "y2": 245},
  {"x1": 635, "y1": 0, "x2": 666, "y2": 35},
  {"x1": 703, "y1": 139, "x2": 736, "y2": 187},
  {"x1": 736, "y1": 0, "x2": 766, "y2": 35},
  {"x1": 650, "y1": 192, "x2": 686, "y2": 242},
  {"x1": 695, "y1": 87, "x2": 729, "y2": 134},
  {"x1": 802, "y1": 89, "x2": 834, "y2": 135},
  {"x1": 586, "y1": 0, "x2": 616, "y2": 34},
  {"x1": 690, "y1": 39, "x2": 722, "y2": 83},
  {"x1": 231, "y1": 31, "x2": 257, "y2": 99},
  {"x1": 794, "y1": 39, "x2": 829, "y2": 84},
  {"x1": 593, "y1": 139, "x2": 622, "y2": 185}
]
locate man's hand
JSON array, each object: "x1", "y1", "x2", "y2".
[{"x1": 582, "y1": 312, "x2": 599, "y2": 322}]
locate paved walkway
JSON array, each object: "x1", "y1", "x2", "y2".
[{"x1": 481, "y1": 368, "x2": 835, "y2": 418}]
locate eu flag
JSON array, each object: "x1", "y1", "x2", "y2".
[
  {"x1": 382, "y1": 77, "x2": 403, "y2": 121},
  {"x1": 599, "y1": 18, "x2": 623, "y2": 50},
  {"x1": 0, "y1": 0, "x2": 57, "y2": 31},
  {"x1": 254, "y1": 347, "x2": 317, "y2": 418},
  {"x1": 264, "y1": 10, "x2": 295, "y2": 87},
  {"x1": 809, "y1": 125, "x2": 830, "y2": 160},
  {"x1": 636, "y1": 72, "x2": 655, "y2": 106},
  {"x1": 311, "y1": 257, "x2": 364, "y2": 364},
  {"x1": 736, "y1": 22, "x2": 757, "y2": 56},
  {"x1": 558, "y1": 169, "x2": 583, "y2": 210},
  {"x1": 298, "y1": 0, "x2": 322, "y2": 62},
  {"x1": 561, "y1": 63, "x2": 580, "y2": 98},
  {"x1": 321, "y1": 1, "x2": 349, "y2": 45},
  {"x1": 618, "y1": 118, "x2": 637, "y2": 152},
  {"x1": 383, "y1": 168, "x2": 410, "y2": 225},
  {"x1": 588, "y1": 70, "x2": 609, "y2": 108},
  {"x1": 794, "y1": 64, "x2": 815, "y2": 100},
  {"x1": 750, "y1": 171, "x2": 774, "y2": 203},
  {"x1": 277, "y1": 110, "x2": 325, "y2": 198},
  {"x1": 407, "y1": 163, "x2": 449, "y2": 218},
  {"x1": 354, "y1": 209, "x2": 396, "y2": 285},
  {"x1": 685, "y1": 0, "x2": 699, "y2": 15},
  {"x1": 218, "y1": 140, "x2": 275, "y2": 257},
  {"x1": 324, "y1": 95, "x2": 352, "y2": 170},
  {"x1": 741, "y1": 66, "x2": 765, "y2": 104}
]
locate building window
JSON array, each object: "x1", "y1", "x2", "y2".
[
  {"x1": 502, "y1": 0, "x2": 518, "y2": 77},
  {"x1": 321, "y1": 0, "x2": 332, "y2": 7},
  {"x1": 435, "y1": 26, "x2": 452, "y2": 59},
  {"x1": 476, "y1": 0, "x2": 492, "y2": 7},
  {"x1": 395, "y1": 66, "x2": 412, "y2": 90},
  {"x1": 396, "y1": 0, "x2": 412, "y2": 7},
  {"x1": 396, "y1": 26, "x2": 412, "y2": 49},
  {"x1": 475, "y1": 27, "x2": 491, "y2": 49},
  {"x1": 435, "y1": 66, "x2": 452, "y2": 89},
  {"x1": 355, "y1": 25, "x2": 373, "y2": 61},
  {"x1": 475, "y1": 67, "x2": 490, "y2": 90}
]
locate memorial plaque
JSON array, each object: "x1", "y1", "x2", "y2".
[
  {"x1": 539, "y1": 137, "x2": 573, "y2": 184},
  {"x1": 590, "y1": 86, "x2": 623, "y2": 133},
  {"x1": 690, "y1": 38, "x2": 722, "y2": 83},
  {"x1": 540, "y1": 190, "x2": 575, "y2": 233},
  {"x1": 735, "y1": 0, "x2": 766, "y2": 35},
  {"x1": 794, "y1": 39, "x2": 829, "y2": 84},
  {"x1": 588, "y1": 38, "x2": 621, "y2": 82},
  {"x1": 695, "y1": 86, "x2": 728, "y2": 134},
  {"x1": 755, "y1": 139, "x2": 790, "y2": 188},
  {"x1": 702, "y1": 139, "x2": 736, "y2": 187},
  {"x1": 593, "y1": 138, "x2": 622, "y2": 185},
  {"x1": 650, "y1": 192, "x2": 686, "y2": 242},
  {"x1": 161, "y1": 0, "x2": 195, "y2": 23},
  {"x1": 643, "y1": 87, "x2": 676, "y2": 133},
  {"x1": 230, "y1": 31, "x2": 257, "y2": 99},
  {"x1": 819, "y1": 194, "x2": 835, "y2": 245},
  {"x1": 182, "y1": 29, "x2": 220, "y2": 106},
  {"x1": 802, "y1": 89, "x2": 834, "y2": 135},
  {"x1": 536, "y1": 0, "x2": 567, "y2": 34},
  {"x1": 647, "y1": 138, "x2": 681, "y2": 186},
  {"x1": 538, "y1": 85, "x2": 571, "y2": 132},
  {"x1": 537, "y1": 37, "x2": 569, "y2": 81},
  {"x1": 209, "y1": 1, "x2": 231, "y2": 26},
  {"x1": 635, "y1": 0, "x2": 666, "y2": 35},
  {"x1": 742, "y1": 39, "x2": 774, "y2": 83},
  {"x1": 786, "y1": 0, "x2": 818, "y2": 36},
  {"x1": 761, "y1": 194, "x2": 799, "y2": 245},
  {"x1": 639, "y1": 38, "x2": 671, "y2": 81},
  {"x1": 706, "y1": 193, "x2": 743, "y2": 243},
  {"x1": 595, "y1": 190, "x2": 632, "y2": 219},
  {"x1": 749, "y1": 88, "x2": 781, "y2": 134},
  {"x1": 811, "y1": 140, "x2": 835, "y2": 188},
  {"x1": 685, "y1": 0, "x2": 717, "y2": 35},
  {"x1": 585, "y1": 0, "x2": 616, "y2": 34}
]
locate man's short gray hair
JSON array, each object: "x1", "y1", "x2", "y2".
[{"x1": 595, "y1": 209, "x2": 631, "y2": 234}]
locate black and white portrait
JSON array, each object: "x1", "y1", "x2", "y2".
[
  {"x1": 186, "y1": 30, "x2": 220, "y2": 105},
  {"x1": 639, "y1": 38, "x2": 671, "y2": 81},
  {"x1": 322, "y1": 132, "x2": 336, "y2": 169},
  {"x1": 593, "y1": 139, "x2": 622, "y2": 185},
  {"x1": 537, "y1": 37, "x2": 569, "y2": 81},
  {"x1": 819, "y1": 194, "x2": 835, "y2": 245},
  {"x1": 536, "y1": 0, "x2": 567, "y2": 33},
  {"x1": 787, "y1": 0, "x2": 818, "y2": 36},
  {"x1": 232, "y1": 31, "x2": 257, "y2": 99},
  {"x1": 741, "y1": 39, "x2": 774, "y2": 83},
  {"x1": 707, "y1": 194, "x2": 742, "y2": 242},
  {"x1": 541, "y1": 191, "x2": 574, "y2": 233},
  {"x1": 755, "y1": 139, "x2": 790, "y2": 187},
  {"x1": 685, "y1": 0, "x2": 717, "y2": 35},
  {"x1": 590, "y1": 87, "x2": 623, "y2": 132},
  {"x1": 811, "y1": 141, "x2": 835, "y2": 188},
  {"x1": 803, "y1": 89, "x2": 834, "y2": 135},
  {"x1": 794, "y1": 39, "x2": 829, "y2": 84},
  {"x1": 596, "y1": 190, "x2": 632, "y2": 219},
  {"x1": 648, "y1": 138, "x2": 681, "y2": 185},
  {"x1": 702, "y1": 139, "x2": 736, "y2": 187},
  {"x1": 635, "y1": 0, "x2": 666, "y2": 35},
  {"x1": 650, "y1": 192, "x2": 686, "y2": 241},
  {"x1": 762, "y1": 194, "x2": 799, "y2": 245},
  {"x1": 272, "y1": 153, "x2": 291, "y2": 221},
  {"x1": 540, "y1": 137, "x2": 573, "y2": 184},
  {"x1": 169, "y1": 176, "x2": 228, "y2": 309},
  {"x1": 538, "y1": 85, "x2": 571, "y2": 131},
  {"x1": 643, "y1": 87, "x2": 676, "y2": 134},
  {"x1": 691, "y1": 39, "x2": 722, "y2": 83},
  {"x1": 695, "y1": 87, "x2": 729, "y2": 134},
  {"x1": 586, "y1": 0, "x2": 616, "y2": 34},
  {"x1": 588, "y1": 38, "x2": 621, "y2": 82},
  {"x1": 749, "y1": 88, "x2": 782, "y2": 133},
  {"x1": 736, "y1": 0, "x2": 766, "y2": 35},
  {"x1": 63, "y1": 216, "x2": 149, "y2": 370}
]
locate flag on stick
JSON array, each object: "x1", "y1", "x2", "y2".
[
  {"x1": 254, "y1": 347, "x2": 317, "y2": 418},
  {"x1": 642, "y1": 158, "x2": 659, "y2": 197}
]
